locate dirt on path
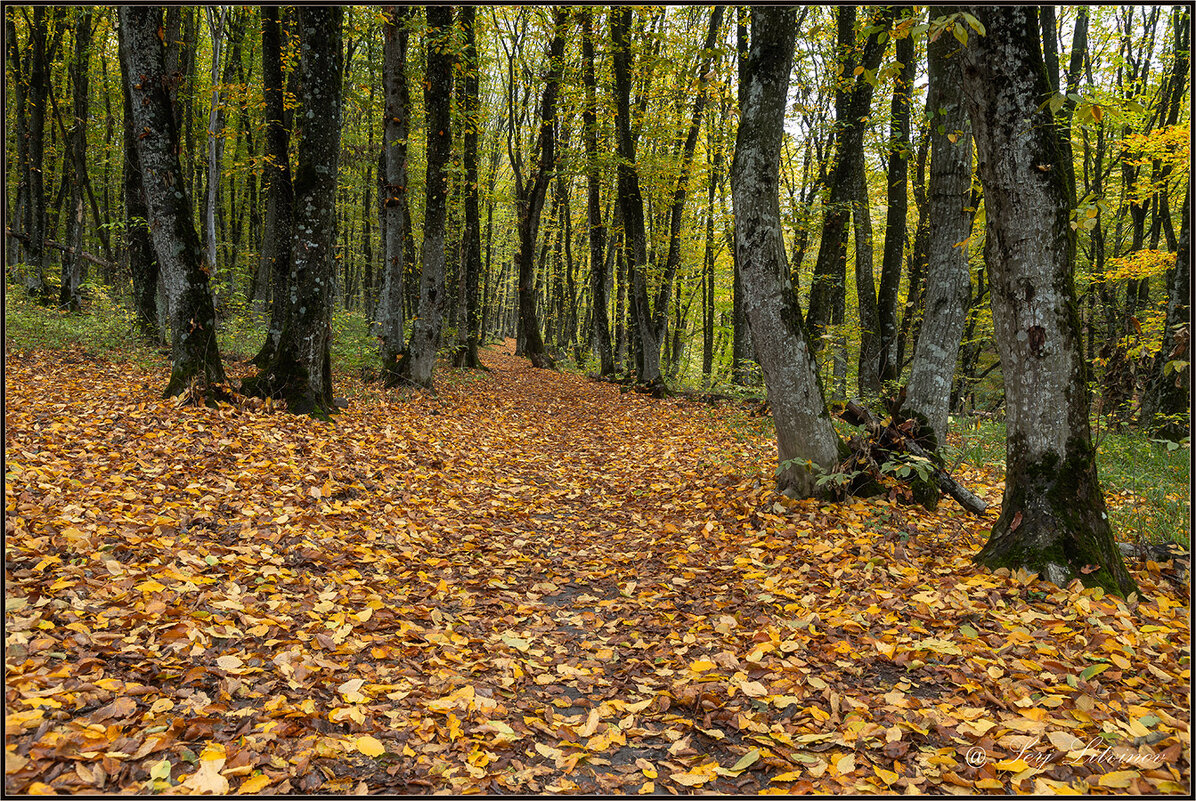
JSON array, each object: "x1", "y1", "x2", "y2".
[{"x1": 5, "y1": 344, "x2": 1190, "y2": 794}]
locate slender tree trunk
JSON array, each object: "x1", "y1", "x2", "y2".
[
  {"x1": 702, "y1": 126, "x2": 719, "y2": 383},
  {"x1": 203, "y1": 7, "x2": 226, "y2": 278},
  {"x1": 733, "y1": 7, "x2": 843, "y2": 498},
  {"x1": 244, "y1": 6, "x2": 343, "y2": 415},
  {"x1": 393, "y1": 6, "x2": 453, "y2": 387},
  {"x1": 23, "y1": 7, "x2": 52, "y2": 296},
  {"x1": 961, "y1": 6, "x2": 1135, "y2": 596},
  {"x1": 807, "y1": 7, "x2": 893, "y2": 350},
  {"x1": 252, "y1": 7, "x2": 294, "y2": 368},
  {"x1": 119, "y1": 6, "x2": 226, "y2": 397},
  {"x1": 60, "y1": 8, "x2": 93, "y2": 311},
  {"x1": 512, "y1": 8, "x2": 567, "y2": 370},
  {"x1": 1139, "y1": 185, "x2": 1190, "y2": 440},
  {"x1": 6, "y1": 8, "x2": 29, "y2": 270},
  {"x1": 730, "y1": 11, "x2": 754, "y2": 386},
  {"x1": 453, "y1": 6, "x2": 484, "y2": 369},
  {"x1": 897, "y1": 128, "x2": 930, "y2": 369},
  {"x1": 377, "y1": 6, "x2": 411, "y2": 380},
  {"x1": 852, "y1": 146, "x2": 881, "y2": 396},
  {"x1": 612, "y1": 6, "x2": 663, "y2": 391},
  {"x1": 582, "y1": 8, "x2": 614, "y2": 377},
  {"x1": 904, "y1": 12, "x2": 974, "y2": 447},
  {"x1": 877, "y1": 20, "x2": 914, "y2": 384}
]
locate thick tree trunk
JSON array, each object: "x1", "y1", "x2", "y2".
[
  {"x1": 118, "y1": 33, "x2": 160, "y2": 341},
  {"x1": 904, "y1": 14, "x2": 973, "y2": 448},
  {"x1": 376, "y1": 6, "x2": 411, "y2": 380},
  {"x1": 960, "y1": 7, "x2": 1135, "y2": 596},
  {"x1": 732, "y1": 8, "x2": 843, "y2": 499},
  {"x1": 897, "y1": 129, "x2": 931, "y2": 369},
  {"x1": 119, "y1": 6, "x2": 226, "y2": 397},
  {"x1": 453, "y1": 6, "x2": 484, "y2": 369},
  {"x1": 202, "y1": 7, "x2": 226, "y2": 281},
  {"x1": 244, "y1": 7, "x2": 343, "y2": 415},
  {"x1": 877, "y1": 23, "x2": 914, "y2": 384},
  {"x1": 730, "y1": 12, "x2": 754, "y2": 386},
  {"x1": 852, "y1": 149, "x2": 881, "y2": 396},
  {"x1": 612, "y1": 7, "x2": 663, "y2": 392},
  {"x1": 252, "y1": 7, "x2": 294, "y2": 367},
  {"x1": 393, "y1": 6, "x2": 452, "y2": 387},
  {"x1": 1139, "y1": 185, "x2": 1190, "y2": 440},
  {"x1": 60, "y1": 8, "x2": 93, "y2": 312},
  {"x1": 6, "y1": 9, "x2": 29, "y2": 270},
  {"x1": 582, "y1": 8, "x2": 614, "y2": 377}
]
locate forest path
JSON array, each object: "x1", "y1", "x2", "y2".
[{"x1": 4, "y1": 345, "x2": 1189, "y2": 795}]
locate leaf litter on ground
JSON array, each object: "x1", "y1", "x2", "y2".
[{"x1": 4, "y1": 343, "x2": 1190, "y2": 794}]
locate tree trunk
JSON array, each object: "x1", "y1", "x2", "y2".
[
  {"x1": 960, "y1": 6, "x2": 1135, "y2": 596},
  {"x1": 1139, "y1": 185, "x2": 1190, "y2": 440},
  {"x1": 393, "y1": 6, "x2": 453, "y2": 387},
  {"x1": 119, "y1": 6, "x2": 226, "y2": 397},
  {"x1": 807, "y1": 7, "x2": 893, "y2": 350},
  {"x1": 60, "y1": 8, "x2": 93, "y2": 312},
  {"x1": 876, "y1": 21, "x2": 914, "y2": 384},
  {"x1": 852, "y1": 145, "x2": 881, "y2": 396},
  {"x1": 582, "y1": 8, "x2": 614, "y2": 377},
  {"x1": 732, "y1": 8, "x2": 843, "y2": 499},
  {"x1": 612, "y1": 6, "x2": 663, "y2": 392},
  {"x1": 376, "y1": 6, "x2": 411, "y2": 380},
  {"x1": 252, "y1": 7, "x2": 294, "y2": 367},
  {"x1": 453, "y1": 6, "x2": 484, "y2": 369},
  {"x1": 203, "y1": 7, "x2": 226, "y2": 279},
  {"x1": 512, "y1": 7, "x2": 567, "y2": 371},
  {"x1": 23, "y1": 7, "x2": 52, "y2": 296},
  {"x1": 6, "y1": 8, "x2": 29, "y2": 270},
  {"x1": 118, "y1": 28, "x2": 160, "y2": 341},
  {"x1": 244, "y1": 6, "x2": 343, "y2": 415},
  {"x1": 904, "y1": 12, "x2": 973, "y2": 448}
]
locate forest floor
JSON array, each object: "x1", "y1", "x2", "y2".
[{"x1": 4, "y1": 342, "x2": 1191, "y2": 795}]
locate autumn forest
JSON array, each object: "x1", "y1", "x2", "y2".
[{"x1": 4, "y1": 5, "x2": 1191, "y2": 795}]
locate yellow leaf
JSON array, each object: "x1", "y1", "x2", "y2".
[
  {"x1": 136, "y1": 579, "x2": 167, "y2": 593},
  {"x1": 1098, "y1": 770, "x2": 1138, "y2": 788},
  {"x1": 976, "y1": 777, "x2": 1005, "y2": 790},
  {"x1": 738, "y1": 680, "x2": 768, "y2": 698},
  {"x1": 728, "y1": 748, "x2": 760, "y2": 773},
  {"x1": 835, "y1": 753, "x2": 856, "y2": 775},
  {"x1": 1047, "y1": 731, "x2": 1083, "y2": 751},
  {"x1": 239, "y1": 774, "x2": 272, "y2": 793},
  {"x1": 874, "y1": 766, "x2": 899, "y2": 785},
  {"x1": 772, "y1": 771, "x2": 803, "y2": 783},
  {"x1": 689, "y1": 658, "x2": 716, "y2": 673},
  {"x1": 356, "y1": 735, "x2": 385, "y2": 757}
]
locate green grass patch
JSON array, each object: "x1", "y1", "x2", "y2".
[{"x1": 949, "y1": 416, "x2": 1190, "y2": 547}]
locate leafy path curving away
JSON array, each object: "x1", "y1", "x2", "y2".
[{"x1": 5, "y1": 343, "x2": 1190, "y2": 794}]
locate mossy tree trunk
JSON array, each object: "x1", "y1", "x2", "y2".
[
  {"x1": 119, "y1": 6, "x2": 226, "y2": 398},
  {"x1": 392, "y1": 6, "x2": 453, "y2": 387},
  {"x1": 904, "y1": 9, "x2": 974, "y2": 447},
  {"x1": 376, "y1": 5, "x2": 411, "y2": 382},
  {"x1": 731, "y1": 7, "x2": 844, "y2": 499},
  {"x1": 118, "y1": 31, "x2": 160, "y2": 342},
  {"x1": 243, "y1": 6, "x2": 343, "y2": 416},
  {"x1": 959, "y1": 6, "x2": 1136, "y2": 596}
]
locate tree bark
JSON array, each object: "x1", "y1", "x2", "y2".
[
  {"x1": 511, "y1": 7, "x2": 567, "y2": 371},
  {"x1": 877, "y1": 21, "x2": 914, "y2": 384},
  {"x1": 376, "y1": 6, "x2": 411, "y2": 380},
  {"x1": 252, "y1": 7, "x2": 294, "y2": 367},
  {"x1": 60, "y1": 8, "x2": 93, "y2": 311},
  {"x1": 393, "y1": 6, "x2": 453, "y2": 387},
  {"x1": 732, "y1": 8, "x2": 844, "y2": 498},
  {"x1": 904, "y1": 12, "x2": 974, "y2": 448},
  {"x1": 22, "y1": 8, "x2": 53, "y2": 296},
  {"x1": 960, "y1": 7, "x2": 1135, "y2": 596},
  {"x1": 119, "y1": 6, "x2": 226, "y2": 397},
  {"x1": 1139, "y1": 184, "x2": 1190, "y2": 440},
  {"x1": 582, "y1": 8, "x2": 614, "y2": 377},
  {"x1": 612, "y1": 6, "x2": 663, "y2": 392},
  {"x1": 244, "y1": 6, "x2": 343, "y2": 415},
  {"x1": 202, "y1": 7, "x2": 226, "y2": 279},
  {"x1": 807, "y1": 7, "x2": 894, "y2": 350},
  {"x1": 453, "y1": 6, "x2": 484, "y2": 369}
]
